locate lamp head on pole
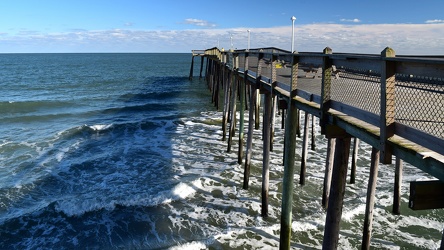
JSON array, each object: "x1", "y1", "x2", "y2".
[{"x1": 290, "y1": 16, "x2": 297, "y2": 53}]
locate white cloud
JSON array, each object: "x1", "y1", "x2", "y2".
[
  {"x1": 340, "y1": 18, "x2": 361, "y2": 23},
  {"x1": 183, "y1": 18, "x2": 216, "y2": 28},
  {"x1": 426, "y1": 19, "x2": 444, "y2": 24},
  {"x1": 0, "y1": 23, "x2": 443, "y2": 54}
]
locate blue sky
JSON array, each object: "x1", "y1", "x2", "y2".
[{"x1": 1, "y1": 0, "x2": 443, "y2": 54}]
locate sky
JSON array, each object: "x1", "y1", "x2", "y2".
[{"x1": 1, "y1": 0, "x2": 444, "y2": 55}]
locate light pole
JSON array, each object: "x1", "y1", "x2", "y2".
[
  {"x1": 247, "y1": 29, "x2": 251, "y2": 51},
  {"x1": 291, "y1": 16, "x2": 296, "y2": 53}
]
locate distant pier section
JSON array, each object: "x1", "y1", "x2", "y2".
[{"x1": 189, "y1": 46, "x2": 444, "y2": 249}]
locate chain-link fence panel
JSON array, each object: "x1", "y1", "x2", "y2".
[
  {"x1": 395, "y1": 74, "x2": 444, "y2": 139},
  {"x1": 330, "y1": 66, "x2": 381, "y2": 115}
]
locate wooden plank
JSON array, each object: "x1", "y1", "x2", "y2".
[
  {"x1": 395, "y1": 60, "x2": 444, "y2": 78},
  {"x1": 409, "y1": 180, "x2": 444, "y2": 210},
  {"x1": 395, "y1": 123, "x2": 444, "y2": 156}
]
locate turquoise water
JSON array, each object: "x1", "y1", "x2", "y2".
[{"x1": 0, "y1": 53, "x2": 442, "y2": 249}]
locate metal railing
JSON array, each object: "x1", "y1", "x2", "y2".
[{"x1": 203, "y1": 46, "x2": 444, "y2": 176}]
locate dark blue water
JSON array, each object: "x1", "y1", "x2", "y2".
[
  {"x1": 0, "y1": 53, "x2": 214, "y2": 249},
  {"x1": 0, "y1": 53, "x2": 442, "y2": 249}
]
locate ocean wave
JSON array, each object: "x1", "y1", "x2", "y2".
[{"x1": 54, "y1": 180, "x2": 200, "y2": 217}]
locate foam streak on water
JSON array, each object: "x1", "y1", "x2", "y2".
[{"x1": 0, "y1": 53, "x2": 442, "y2": 249}]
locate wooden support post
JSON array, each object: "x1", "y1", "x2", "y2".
[
  {"x1": 222, "y1": 69, "x2": 231, "y2": 141},
  {"x1": 206, "y1": 59, "x2": 212, "y2": 90},
  {"x1": 300, "y1": 112, "x2": 310, "y2": 186},
  {"x1": 270, "y1": 54, "x2": 278, "y2": 152},
  {"x1": 215, "y1": 63, "x2": 221, "y2": 110},
  {"x1": 350, "y1": 138, "x2": 360, "y2": 184},
  {"x1": 270, "y1": 96, "x2": 277, "y2": 151},
  {"x1": 296, "y1": 109, "x2": 301, "y2": 137},
  {"x1": 238, "y1": 53, "x2": 249, "y2": 164},
  {"x1": 227, "y1": 53, "x2": 239, "y2": 148},
  {"x1": 279, "y1": 53, "x2": 299, "y2": 249},
  {"x1": 199, "y1": 56, "x2": 204, "y2": 78},
  {"x1": 280, "y1": 99, "x2": 287, "y2": 129},
  {"x1": 189, "y1": 55, "x2": 194, "y2": 80},
  {"x1": 320, "y1": 47, "x2": 333, "y2": 134},
  {"x1": 393, "y1": 157, "x2": 403, "y2": 214},
  {"x1": 211, "y1": 62, "x2": 217, "y2": 103},
  {"x1": 322, "y1": 135, "x2": 351, "y2": 250},
  {"x1": 227, "y1": 74, "x2": 238, "y2": 153},
  {"x1": 380, "y1": 47, "x2": 396, "y2": 164},
  {"x1": 311, "y1": 115, "x2": 316, "y2": 150},
  {"x1": 361, "y1": 147, "x2": 380, "y2": 250},
  {"x1": 243, "y1": 83, "x2": 257, "y2": 190},
  {"x1": 255, "y1": 53, "x2": 264, "y2": 130},
  {"x1": 322, "y1": 138, "x2": 336, "y2": 209},
  {"x1": 255, "y1": 91, "x2": 261, "y2": 130},
  {"x1": 262, "y1": 90, "x2": 272, "y2": 217}
]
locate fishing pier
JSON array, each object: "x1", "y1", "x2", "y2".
[{"x1": 189, "y1": 47, "x2": 444, "y2": 249}]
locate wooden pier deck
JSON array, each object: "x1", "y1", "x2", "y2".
[{"x1": 190, "y1": 47, "x2": 444, "y2": 249}]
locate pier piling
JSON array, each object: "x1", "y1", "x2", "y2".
[
  {"x1": 362, "y1": 147, "x2": 381, "y2": 249},
  {"x1": 322, "y1": 135, "x2": 351, "y2": 249},
  {"x1": 393, "y1": 157, "x2": 403, "y2": 214},
  {"x1": 350, "y1": 138, "x2": 360, "y2": 184},
  {"x1": 322, "y1": 138, "x2": 336, "y2": 208},
  {"x1": 300, "y1": 112, "x2": 310, "y2": 185},
  {"x1": 243, "y1": 83, "x2": 257, "y2": 190},
  {"x1": 280, "y1": 54, "x2": 299, "y2": 249},
  {"x1": 261, "y1": 90, "x2": 272, "y2": 217}
]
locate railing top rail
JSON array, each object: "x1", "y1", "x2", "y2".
[{"x1": 198, "y1": 47, "x2": 444, "y2": 65}]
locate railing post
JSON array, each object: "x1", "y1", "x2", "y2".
[
  {"x1": 279, "y1": 53, "x2": 299, "y2": 250},
  {"x1": 320, "y1": 47, "x2": 333, "y2": 134},
  {"x1": 380, "y1": 47, "x2": 396, "y2": 164}
]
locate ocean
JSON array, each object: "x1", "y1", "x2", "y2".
[{"x1": 0, "y1": 53, "x2": 442, "y2": 249}]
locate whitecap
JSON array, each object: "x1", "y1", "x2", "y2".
[{"x1": 88, "y1": 124, "x2": 113, "y2": 131}]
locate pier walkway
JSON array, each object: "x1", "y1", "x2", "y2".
[{"x1": 190, "y1": 47, "x2": 444, "y2": 249}]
